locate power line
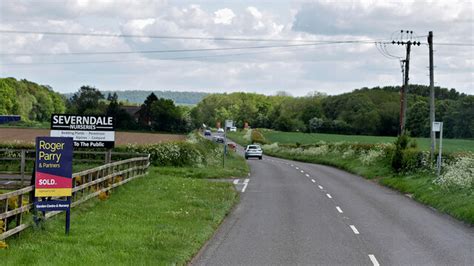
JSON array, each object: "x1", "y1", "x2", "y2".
[
  {"x1": 0, "y1": 29, "x2": 384, "y2": 44},
  {"x1": 0, "y1": 47, "x2": 316, "y2": 66},
  {"x1": 0, "y1": 41, "x2": 385, "y2": 57}
]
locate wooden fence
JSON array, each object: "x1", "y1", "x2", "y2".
[
  {"x1": 0, "y1": 154, "x2": 150, "y2": 240},
  {"x1": 0, "y1": 149, "x2": 146, "y2": 189}
]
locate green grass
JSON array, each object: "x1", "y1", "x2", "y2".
[
  {"x1": 262, "y1": 130, "x2": 474, "y2": 153},
  {"x1": 226, "y1": 131, "x2": 250, "y2": 147},
  {"x1": 1, "y1": 152, "x2": 249, "y2": 264}
]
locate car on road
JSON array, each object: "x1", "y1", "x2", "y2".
[
  {"x1": 217, "y1": 128, "x2": 224, "y2": 133},
  {"x1": 245, "y1": 144, "x2": 263, "y2": 160},
  {"x1": 204, "y1": 129, "x2": 211, "y2": 136},
  {"x1": 229, "y1": 126, "x2": 237, "y2": 132},
  {"x1": 215, "y1": 136, "x2": 225, "y2": 143}
]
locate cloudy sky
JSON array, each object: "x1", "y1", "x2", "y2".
[{"x1": 0, "y1": 0, "x2": 472, "y2": 96}]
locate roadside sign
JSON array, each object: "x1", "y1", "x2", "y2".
[
  {"x1": 50, "y1": 114, "x2": 115, "y2": 148},
  {"x1": 35, "y1": 136, "x2": 73, "y2": 197},
  {"x1": 432, "y1": 122, "x2": 441, "y2": 132}
]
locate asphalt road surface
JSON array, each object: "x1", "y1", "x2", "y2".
[{"x1": 193, "y1": 149, "x2": 474, "y2": 265}]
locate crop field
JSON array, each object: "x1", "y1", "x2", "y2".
[
  {"x1": 262, "y1": 130, "x2": 474, "y2": 153},
  {"x1": 0, "y1": 128, "x2": 185, "y2": 145}
]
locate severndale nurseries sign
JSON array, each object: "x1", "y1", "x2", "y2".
[
  {"x1": 50, "y1": 114, "x2": 115, "y2": 148},
  {"x1": 35, "y1": 137, "x2": 73, "y2": 197}
]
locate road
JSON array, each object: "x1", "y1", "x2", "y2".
[{"x1": 193, "y1": 145, "x2": 474, "y2": 265}]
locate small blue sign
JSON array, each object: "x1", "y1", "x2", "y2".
[{"x1": 34, "y1": 200, "x2": 70, "y2": 211}]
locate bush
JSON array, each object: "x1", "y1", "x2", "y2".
[
  {"x1": 401, "y1": 148, "x2": 423, "y2": 172},
  {"x1": 435, "y1": 155, "x2": 474, "y2": 189},
  {"x1": 251, "y1": 129, "x2": 267, "y2": 144}
]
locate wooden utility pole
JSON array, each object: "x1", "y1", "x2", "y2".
[
  {"x1": 400, "y1": 41, "x2": 411, "y2": 134},
  {"x1": 428, "y1": 31, "x2": 436, "y2": 161}
]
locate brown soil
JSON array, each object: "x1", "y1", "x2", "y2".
[{"x1": 0, "y1": 128, "x2": 185, "y2": 145}]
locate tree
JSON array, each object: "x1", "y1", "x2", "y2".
[
  {"x1": 106, "y1": 93, "x2": 137, "y2": 130},
  {"x1": 0, "y1": 80, "x2": 18, "y2": 115},
  {"x1": 150, "y1": 98, "x2": 182, "y2": 132},
  {"x1": 68, "y1": 86, "x2": 105, "y2": 115},
  {"x1": 308, "y1": 117, "x2": 324, "y2": 133},
  {"x1": 138, "y1": 93, "x2": 158, "y2": 128}
]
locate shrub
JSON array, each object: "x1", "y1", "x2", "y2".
[
  {"x1": 360, "y1": 149, "x2": 384, "y2": 165},
  {"x1": 401, "y1": 148, "x2": 423, "y2": 172},
  {"x1": 251, "y1": 129, "x2": 267, "y2": 144},
  {"x1": 435, "y1": 155, "x2": 474, "y2": 189}
]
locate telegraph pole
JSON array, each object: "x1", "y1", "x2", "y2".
[
  {"x1": 428, "y1": 31, "x2": 436, "y2": 161},
  {"x1": 391, "y1": 30, "x2": 421, "y2": 135}
]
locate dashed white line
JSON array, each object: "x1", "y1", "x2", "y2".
[
  {"x1": 350, "y1": 225, "x2": 360, "y2": 234},
  {"x1": 368, "y1": 254, "x2": 380, "y2": 266},
  {"x1": 311, "y1": 179, "x2": 316, "y2": 183},
  {"x1": 295, "y1": 167, "x2": 299, "y2": 170},
  {"x1": 326, "y1": 193, "x2": 332, "y2": 199},
  {"x1": 290, "y1": 164, "x2": 294, "y2": 167},
  {"x1": 336, "y1": 206, "x2": 343, "y2": 213},
  {"x1": 318, "y1": 185, "x2": 323, "y2": 190},
  {"x1": 300, "y1": 170, "x2": 304, "y2": 173},
  {"x1": 242, "y1": 178, "x2": 250, "y2": 192},
  {"x1": 305, "y1": 174, "x2": 310, "y2": 177},
  {"x1": 233, "y1": 179, "x2": 239, "y2": 185}
]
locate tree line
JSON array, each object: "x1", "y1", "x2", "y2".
[
  {"x1": 191, "y1": 86, "x2": 473, "y2": 139},
  {"x1": 1, "y1": 77, "x2": 472, "y2": 138}
]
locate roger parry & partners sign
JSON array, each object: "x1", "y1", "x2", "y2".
[
  {"x1": 50, "y1": 114, "x2": 115, "y2": 148},
  {"x1": 34, "y1": 136, "x2": 74, "y2": 233}
]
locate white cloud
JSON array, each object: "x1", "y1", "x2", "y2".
[
  {"x1": 0, "y1": 0, "x2": 472, "y2": 96},
  {"x1": 214, "y1": 8, "x2": 235, "y2": 25}
]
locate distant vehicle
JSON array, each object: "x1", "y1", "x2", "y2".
[
  {"x1": 215, "y1": 136, "x2": 225, "y2": 143},
  {"x1": 217, "y1": 128, "x2": 224, "y2": 133},
  {"x1": 245, "y1": 144, "x2": 263, "y2": 160},
  {"x1": 204, "y1": 129, "x2": 211, "y2": 136},
  {"x1": 229, "y1": 126, "x2": 237, "y2": 132},
  {"x1": 227, "y1": 142, "x2": 237, "y2": 151}
]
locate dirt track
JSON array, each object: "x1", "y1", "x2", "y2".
[{"x1": 0, "y1": 128, "x2": 185, "y2": 145}]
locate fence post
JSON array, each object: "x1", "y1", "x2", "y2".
[{"x1": 20, "y1": 150, "x2": 26, "y2": 187}]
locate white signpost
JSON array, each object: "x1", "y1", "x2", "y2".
[
  {"x1": 432, "y1": 121, "x2": 443, "y2": 176},
  {"x1": 50, "y1": 114, "x2": 115, "y2": 148}
]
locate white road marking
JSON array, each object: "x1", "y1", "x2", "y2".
[
  {"x1": 350, "y1": 225, "x2": 360, "y2": 234},
  {"x1": 305, "y1": 174, "x2": 310, "y2": 177},
  {"x1": 368, "y1": 254, "x2": 380, "y2": 266},
  {"x1": 311, "y1": 179, "x2": 316, "y2": 183},
  {"x1": 326, "y1": 193, "x2": 332, "y2": 199},
  {"x1": 295, "y1": 167, "x2": 299, "y2": 170},
  {"x1": 290, "y1": 164, "x2": 294, "y2": 167},
  {"x1": 300, "y1": 170, "x2": 304, "y2": 173},
  {"x1": 318, "y1": 185, "x2": 324, "y2": 190},
  {"x1": 233, "y1": 179, "x2": 239, "y2": 185},
  {"x1": 242, "y1": 178, "x2": 250, "y2": 192},
  {"x1": 336, "y1": 206, "x2": 343, "y2": 213}
]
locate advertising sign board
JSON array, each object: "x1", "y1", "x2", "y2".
[
  {"x1": 35, "y1": 136, "x2": 73, "y2": 197},
  {"x1": 50, "y1": 114, "x2": 115, "y2": 148}
]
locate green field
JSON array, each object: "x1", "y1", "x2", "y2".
[
  {"x1": 1, "y1": 151, "x2": 248, "y2": 264},
  {"x1": 263, "y1": 130, "x2": 474, "y2": 153}
]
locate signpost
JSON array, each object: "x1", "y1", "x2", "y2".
[
  {"x1": 50, "y1": 114, "x2": 115, "y2": 148},
  {"x1": 34, "y1": 136, "x2": 73, "y2": 234},
  {"x1": 432, "y1": 122, "x2": 443, "y2": 177}
]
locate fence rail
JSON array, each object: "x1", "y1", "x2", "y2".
[
  {"x1": 0, "y1": 149, "x2": 148, "y2": 189},
  {"x1": 0, "y1": 154, "x2": 150, "y2": 240}
]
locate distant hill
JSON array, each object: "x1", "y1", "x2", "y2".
[{"x1": 64, "y1": 90, "x2": 210, "y2": 105}]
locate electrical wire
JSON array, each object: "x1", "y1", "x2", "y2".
[
  {"x1": 0, "y1": 29, "x2": 386, "y2": 44},
  {"x1": 0, "y1": 41, "x2": 387, "y2": 57}
]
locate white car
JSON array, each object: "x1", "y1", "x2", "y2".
[
  {"x1": 229, "y1": 126, "x2": 237, "y2": 132},
  {"x1": 245, "y1": 144, "x2": 263, "y2": 160},
  {"x1": 217, "y1": 128, "x2": 224, "y2": 133}
]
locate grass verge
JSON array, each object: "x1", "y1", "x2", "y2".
[{"x1": 1, "y1": 153, "x2": 248, "y2": 264}]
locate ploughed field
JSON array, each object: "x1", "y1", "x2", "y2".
[{"x1": 0, "y1": 128, "x2": 185, "y2": 145}]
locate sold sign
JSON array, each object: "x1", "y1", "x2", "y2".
[{"x1": 35, "y1": 137, "x2": 73, "y2": 197}]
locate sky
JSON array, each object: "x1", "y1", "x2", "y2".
[{"x1": 0, "y1": 0, "x2": 472, "y2": 96}]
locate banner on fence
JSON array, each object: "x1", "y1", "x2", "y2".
[
  {"x1": 35, "y1": 136, "x2": 73, "y2": 197},
  {"x1": 50, "y1": 114, "x2": 115, "y2": 148}
]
